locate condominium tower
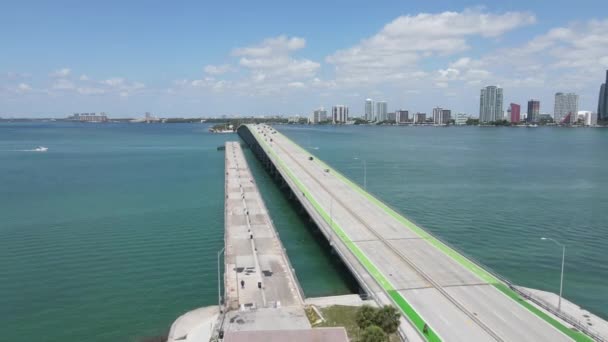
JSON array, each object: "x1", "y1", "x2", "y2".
[
  {"x1": 332, "y1": 105, "x2": 349, "y2": 123},
  {"x1": 479, "y1": 86, "x2": 503, "y2": 123},
  {"x1": 554, "y1": 93, "x2": 579, "y2": 124},
  {"x1": 365, "y1": 99, "x2": 375, "y2": 121},
  {"x1": 527, "y1": 100, "x2": 540, "y2": 123},
  {"x1": 376, "y1": 101, "x2": 388, "y2": 122}
]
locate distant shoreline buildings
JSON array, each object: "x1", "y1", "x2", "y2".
[{"x1": 67, "y1": 112, "x2": 108, "y2": 122}]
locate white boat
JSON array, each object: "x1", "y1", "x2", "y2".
[{"x1": 33, "y1": 146, "x2": 48, "y2": 152}]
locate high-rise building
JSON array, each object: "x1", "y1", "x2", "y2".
[
  {"x1": 554, "y1": 92, "x2": 579, "y2": 124},
  {"x1": 311, "y1": 107, "x2": 327, "y2": 124},
  {"x1": 396, "y1": 110, "x2": 409, "y2": 123},
  {"x1": 527, "y1": 100, "x2": 540, "y2": 123},
  {"x1": 414, "y1": 113, "x2": 426, "y2": 124},
  {"x1": 432, "y1": 107, "x2": 451, "y2": 125},
  {"x1": 442, "y1": 109, "x2": 451, "y2": 124},
  {"x1": 375, "y1": 101, "x2": 387, "y2": 122},
  {"x1": 584, "y1": 112, "x2": 598, "y2": 126},
  {"x1": 598, "y1": 70, "x2": 608, "y2": 122},
  {"x1": 332, "y1": 105, "x2": 349, "y2": 123},
  {"x1": 365, "y1": 99, "x2": 375, "y2": 121},
  {"x1": 479, "y1": 86, "x2": 503, "y2": 123},
  {"x1": 510, "y1": 103, "x2": 521, "y2": 123},
  {"x1": 387, "y1": 112, "x2": 396, "y2": 122}
]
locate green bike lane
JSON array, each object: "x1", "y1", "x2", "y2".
[
  {"x1": 267, "y1": 125, "x2": 592, "y2": 342},
  {"x1": 246, "y1": 125, "x2": 442, "y2": 341}
]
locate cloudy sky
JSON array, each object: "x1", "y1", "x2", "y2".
[{"x1": 1, "y1": 0, "x2": 607, "y2": 118}]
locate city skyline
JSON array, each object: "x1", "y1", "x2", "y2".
[{"x1": 1, "y1": 1, "x2": 608, "y2": 117}]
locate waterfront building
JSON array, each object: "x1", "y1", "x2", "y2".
[
  {"x1": 311, "y1": 107, "x2": 327, "y2": 124},
  {"x1": 432, "y1": 107, "x2": 451, "y2": 125},
  {"x1": 510, "y1": 103, "x2": 521, "y2": 123},
  {"x1": 527, "y1": 100, "x2": 540, "y2": 123},
  {"x1": 396, "y1": 110, "x2": 409, "y2": 123},
  {"x1": 332, "y1": 105, "x2": 349, "y2": 124},
  {"x1": 479, "y1": 86, "x2": 503, "y2": 123},
  {"x1": 68, "y1": 112, "x2": 108, "y2": 122},
  {"x1": 414, "y1": 113, "x2": 426, "y2": 124},
  {"x1": 375, "y1": 101, "x2": 387, "y2": 122},
  {"x1": 387, "y1": 112, "x2": 396, "y2": 123},
  {"x1": 554, "y1": 92, "x2": 579, "y2": 124},
  {"x1": 455, "y1": 113, "x2": 468, "y2": 125},
  {"x1": 365, "y1": 99, "x2": 375, "y2": 121},
  {"x1": 598, "y1": 70, "x2": 608, "y2": 122},
  {"x1": 586, "y1": 112, "x2": 598, "y2": 126}
]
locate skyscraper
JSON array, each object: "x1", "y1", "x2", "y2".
[
  {"x1": 510, "y1": 103, "x2": 521, "y2": 123},
  {"x1": 479, "y1": 86, "x2": 503, "y2": 123},
  {"x1": 432, "y1": 107, "x2": 451, "y2": 125},
  {"x1": 376, "y1": 101, "x2": 387, "y2": 122},
  {"x1": 332, "y1": 105, "x2": 349, "y2": 123},
  {"x1": 365, "y1": 99, "x2": 375, "y2": 121},
  {"x1": 311, "y1": 107, "x2": 327, "y2": 124},
  {"x1": 598, "y1": 70, "x2": 608, "y2": 122},
  {"x1": 554, "y1": 92, "x2": 579, "y2": 124},
  {"x1": 527, "y1": 100, "x2": 540, "y2": 123}
]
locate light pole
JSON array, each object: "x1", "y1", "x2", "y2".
[
  {"x1": 354, "y1": 157, "x2": 367, "y2": 190},
  {"x1": 541, "y1": 237, "x2": 565, "y2": 311},
  {"x1": 217, "y1": 246, "x2": 225, "y2": 313}
]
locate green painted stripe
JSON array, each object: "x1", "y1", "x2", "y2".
[
  {"x1": 246, "y1": 125, "x2": 439, "y2": 341},
  {"x1": 274, "y1": 127, "x2": 594, "y2": 342}
]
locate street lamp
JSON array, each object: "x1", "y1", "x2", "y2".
[
  {"x1": 540, "y1": 237, "x2": 565, "y2": 311},
  {"x1": 217, "y1": 246, "x2": 225, "y2": 313},
  {"x1": 354, "y1": 157, "x2": 367, "y2": 190}
]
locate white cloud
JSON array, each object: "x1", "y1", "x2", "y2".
[
  {"x1": 326, "y1": 9, "x2": 535, "y2": 85},
  {"x1": 77, "y1": 87, "x2": 105, "y2": 95},
  {"x1": 17, "y1": 83, "x2": 31, "y2": 93},
  {"x1": 52, "y1": 79, "x2": 75, "y2": 90},
  {"x1": 232, "y1": 35, "x2": 306, "y2": 57},
  {"x1": 203, "y1": 64, "x2": 234, "y2": 75},
  {"x1": 79, "y1": 74, "x2": 90, "y2": 81},
  {"x1": 50, "y1": 68, "x2": 71, "y2": 78}
]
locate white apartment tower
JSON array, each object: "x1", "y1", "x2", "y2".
[
  {"x1": 376, "y1": 101, "x2": 388, "y2": 122},
  {"x1": 479, "y1": 86, "x2": 503, "y2": 123},
  {"x1": 365, "y1": 99, "x2": 375, "y2": 121},
  {"x1": 332, "y1": 105, "x2": 349, "y2": 123},
  {"x1": 554, "y1": 92, "x2": 579, "y2": 124}
]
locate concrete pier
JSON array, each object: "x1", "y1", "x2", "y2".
[{"x1": 222, "y1": 142, "x2": 315, "y2": 336}]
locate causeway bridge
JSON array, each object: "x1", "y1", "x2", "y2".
[{"x1": 237, "y1": 124, "x2": 597, "y2": 342}]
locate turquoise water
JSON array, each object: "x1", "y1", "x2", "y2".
[
  {"x1": 1, "y1": 123, "x2": 607, "y2": 342},
  {"x1": 0, "y1": 122, "x2": 350, "y2": 342}
]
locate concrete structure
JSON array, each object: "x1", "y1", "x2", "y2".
[
  {"x1": 311, "y1": 108, "x2": 327, "y2": 124},
  {"x1": 67, "y1": 112, "x2": 108, "y2": 122},
  {"x1": 510, "y1": 103, "x2": 521, "y2": 123},
  {"x1": 479, "y1": 86, "x2": 503, "y2": 123},
  {"x1": 396, "y1": 110, "x2": 409, "y2": 123},
  {"x1": 365, "y1": 98, "x2": 375, "y2": 121},
  {"x1": 224, "y1": 327, "x2": 348, "y2": 342},
  {"x1": 433, "y1": 107, "x2": 450, "y2": 125},
  {"x1": 221, "y1": 141, "x2": 312, "y2": 340},
  {"x1": 376, "y1": 101, "x2": 388, "y2": 122},
  {"x1": 554, "y1": 93, "x2": 579, "y2": 124},
  {"x1": 240, "y1": 124, "x2": 601, "y2": 342},
  {"x1": 332, "y1": 105, "x2": 349, "y2": 124},
  {"x1": 455, "y1": 113, "x2": 468, "y2": 125},
  {"x1": 527, "y1": 100, "x2": 541, "y2": 123},
  {"x1": 387, "y1": 112, "x2": 396, "y2": 123},
  {"x1": 414, "y1": 113, "x2": 426, "y2": 124},
  {"x1": 582, "y1": 111, "x2": 598, "y2": 126},
  {"x1": 598, "y1": 70, "x2": 607, "y2": 122}
]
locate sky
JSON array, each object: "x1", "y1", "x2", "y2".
[{"x1": 1, "y1": 0, "x2": 608, "y2": 118}]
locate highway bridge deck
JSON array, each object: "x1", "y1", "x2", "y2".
[{"x1": 240, "y1": 124, "x2": 594, "y2": 342}]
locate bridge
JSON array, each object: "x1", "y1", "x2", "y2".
[{"x1": 238, "y1": 124, "x2": 596, "y2": 342}]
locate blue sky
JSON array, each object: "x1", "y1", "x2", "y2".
[{"x1": 1, "y1": 0, "x2": 607, "y2": 117}]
